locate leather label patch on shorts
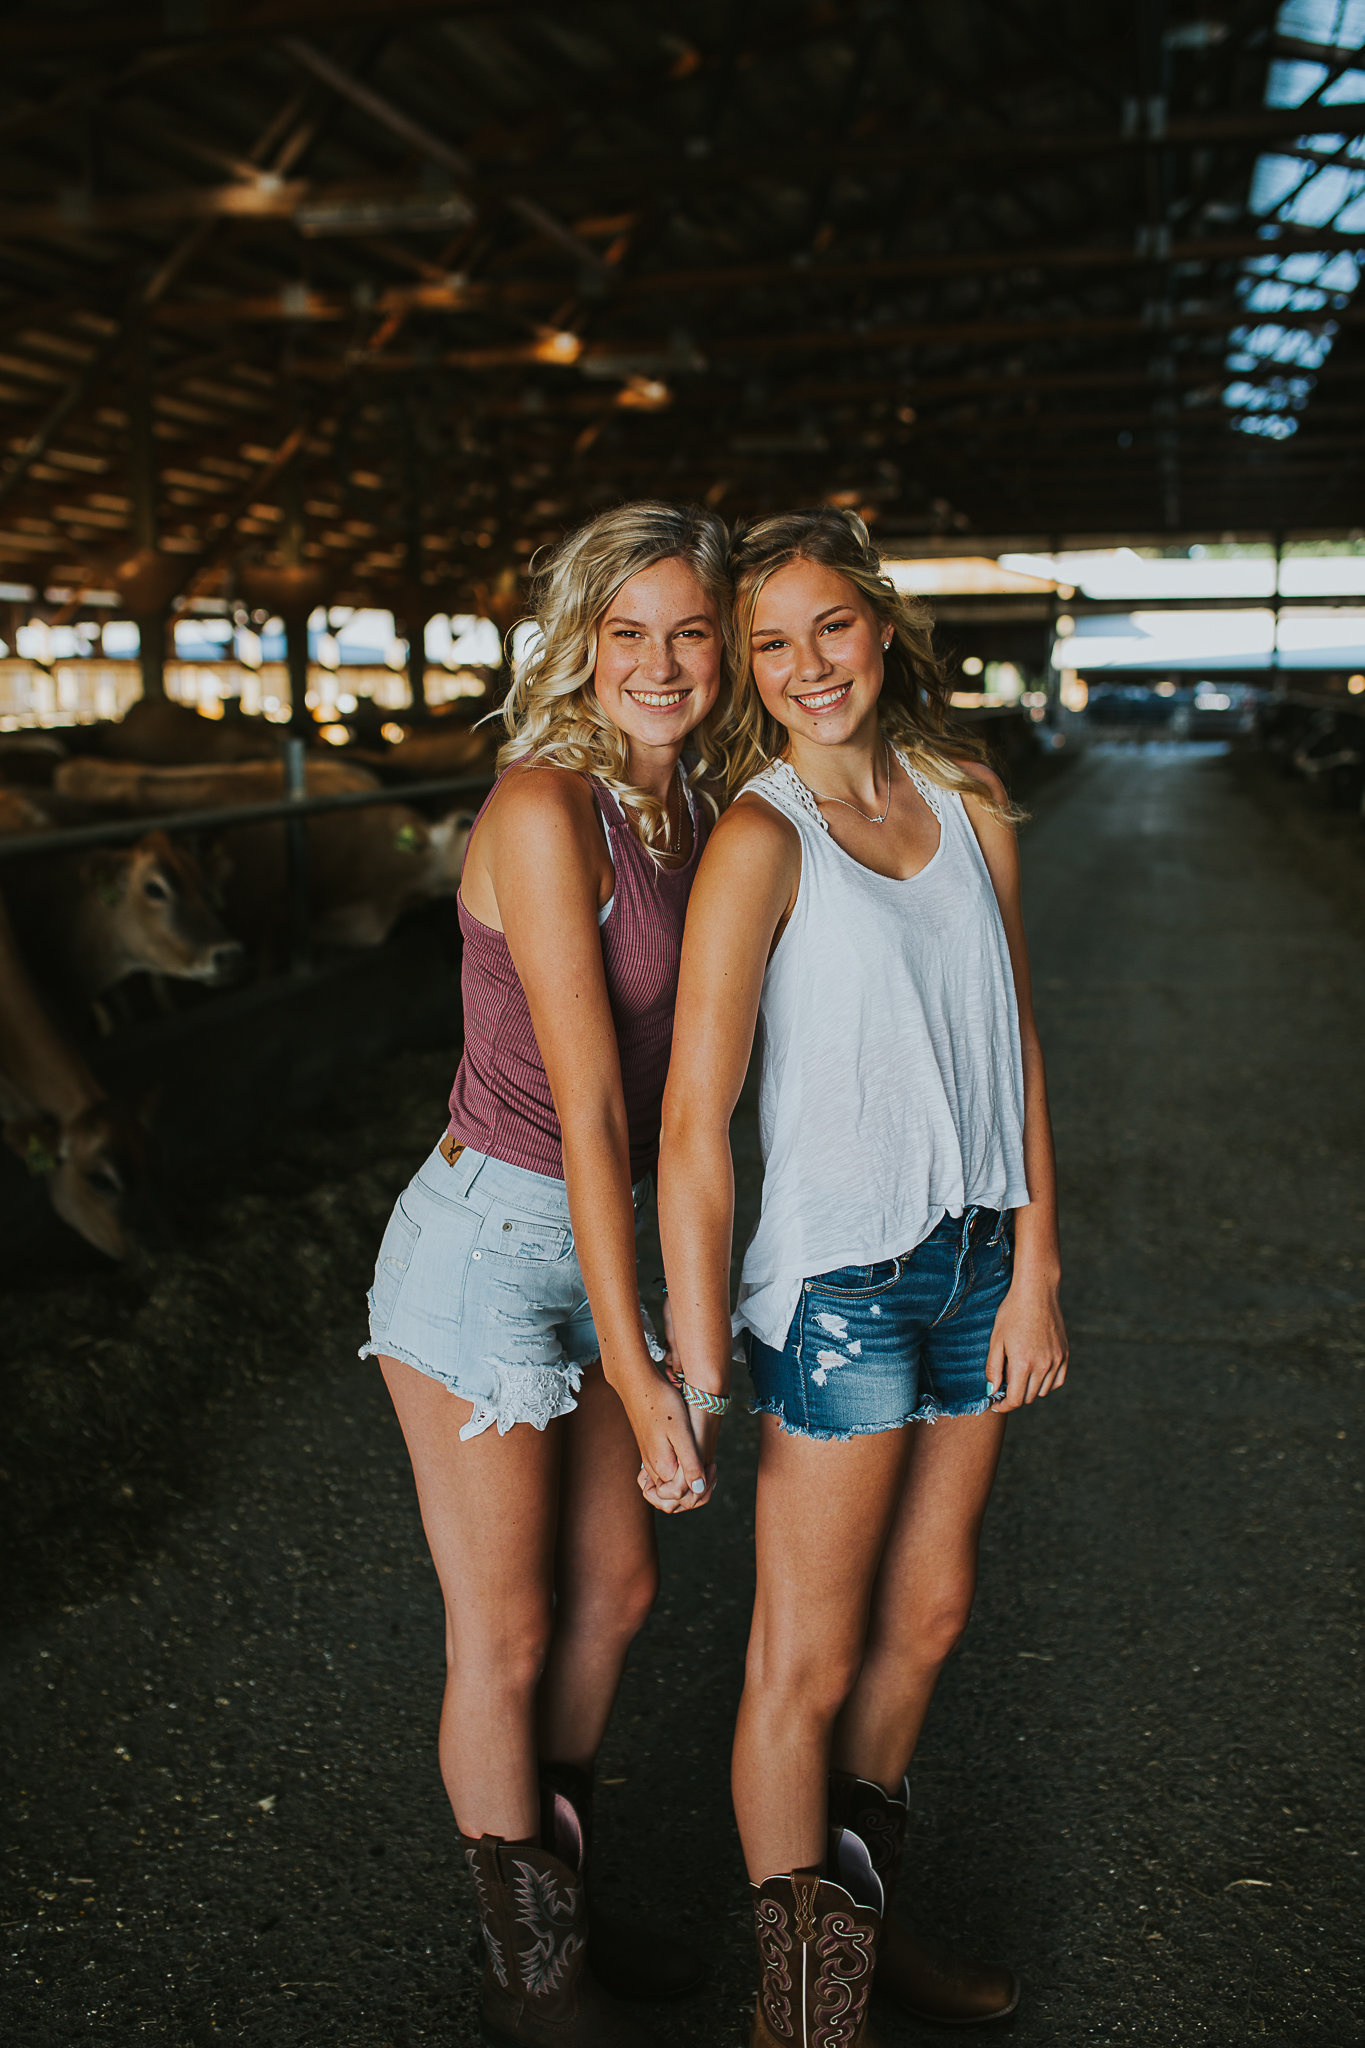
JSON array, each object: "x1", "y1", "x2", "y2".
[{"x1": 439, "y1": 1133, "x2": 465, "y2": 1169}]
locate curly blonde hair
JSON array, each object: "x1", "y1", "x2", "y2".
[
  {"x1": 498, "y1": 501, "x2": 732, "y2": 851},
  {"x1": 725, "y1": 507, "x2": 1022, "y2": 824}
]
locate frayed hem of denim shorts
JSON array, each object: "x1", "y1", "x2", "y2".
[
  {"x1": 359, "y1": 1337, "x2": 583, "y2": 1441},
  {"x1": 750, "y1": 1390, "x2": 1003, "y2": 1441}
]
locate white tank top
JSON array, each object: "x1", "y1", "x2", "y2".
[{"x1": 735, "y1": 747, "x2": 1030, "y2": 1351}]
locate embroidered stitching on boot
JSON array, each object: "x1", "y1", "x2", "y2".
[{"x1": 511, "y1": 1857, "x2": 584, "y2": 1997}]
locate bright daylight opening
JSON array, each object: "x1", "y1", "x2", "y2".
[{"x1": 1223, "y1": 0, "x2": 1365, "y2": 439}]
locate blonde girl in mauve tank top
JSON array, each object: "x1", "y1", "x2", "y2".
[
  {"x1": 658, "y1": 509, "x2": 1068, "y2": 2045},
  {"x1": 361, "y1": 503, "x2": 728, "y2": 2047}
]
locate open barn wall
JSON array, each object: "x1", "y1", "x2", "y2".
[{"x1": 0, "y1": 0, "x2": 1359, "y2": 653}]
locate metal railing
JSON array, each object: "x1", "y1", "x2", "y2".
[{"x1": 0, "y1": 734, "x2": 492, "y2": 974}]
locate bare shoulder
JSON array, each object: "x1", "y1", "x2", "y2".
[
  {"x1": 707, "y1": 789, "x2": 801, "y2": 869},
  {"x1": 489, "y1": 759, "x2": 595, "y2": 828},
  {"x1": 955, "y1": 756, "x2": 1011, "y2": 812}
]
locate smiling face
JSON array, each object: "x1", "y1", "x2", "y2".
[
  {"x1": 592, "y1": 556, "x2": 723, "y2": 774},
  {"x1": 749, "y1": 557, "x2": 890, "y2": 752}
]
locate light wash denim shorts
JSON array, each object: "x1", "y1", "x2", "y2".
[
  {"x1": 360, "y1": 1141, "x2": 657, "y2": 1442},
  {"x1": 747, "y1": 1207, "x2": 1013, "y2": 1441}
]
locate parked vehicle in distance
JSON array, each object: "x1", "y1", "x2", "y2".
[
  {"x1": 1186, "y1": 681, "x2": 1260, "y2": 738},
  {"x1": 1084, "y1": 679, "x2": 1260, "y2": 736}
]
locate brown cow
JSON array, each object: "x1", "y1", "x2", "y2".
[
  {"x1": 53, "y1": 753, "x2": 378, "y2": 813},
  {"x1": 0, "y1": 787, "x2": 51, "y2": 836},
  {"x1": 369, "y1": 720, "x2": 496, "y2": 781},
  {"x1": 94, "y1": 696, "x2": 277, "y2": 765},
  {"x1": 50, "y1": 754, "x2": 470, "y2": 960},
  {"x1": 0, "y1": 890, "x2": 152, "y2": 1259},
  {"x1": 218, "y1": 803, "x2": 476, "y2": 957},
  {"x1": 4, "y1": 829, "x2": 244, "y2": 1012}
]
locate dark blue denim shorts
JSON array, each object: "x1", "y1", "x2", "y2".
[{"x1": 747, "y1": 1207, "x2": 1013, "y2": 1441}]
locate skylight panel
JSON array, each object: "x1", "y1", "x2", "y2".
[
  {"x1": 1276, "y1": 0, "x2": 1365, "y2": 46},
  {"x1": 1222, "y1": 0, "x2": 1365, "y2": 438}
]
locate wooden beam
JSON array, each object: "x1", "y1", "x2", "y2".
[
  {"x1": 480, "y1": 104, "x2": 1365, "y2": 198},
  {"x1": 289, "y1": 304, "x2": 1360, "y2": 377},
  {"x1": 609, "y1": 228, "x2": 1365, "y2": 300},
  {"x1": 0, "y1": 0, "x2": 498, "y2": 57},
  {"x1": 701, "y1": 306, "x2": 1365, "y2": 362},
  {"x1": 144, "y1": 225, "x2": 1365, "y2": 328},
  {"x1": 279, "y1": 36, "x2": 606, "y2": 278},
  {"x1": 0, "y1": 175, "x2": 479, "y2": 239},
  {"x1": 0, "y1": 329, "x2": 125, "y2": 510}
]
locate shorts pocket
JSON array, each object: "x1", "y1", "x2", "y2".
[
  {"x1": 477, "y1": 1204, "x2": 572, "y2": 1263},
  {"x1": 807, "y1": 1259, "x2": 901, "y2": 1301},
  {"x1": 369, "y1": 1196, "x2": 420, "y2": 1324}
]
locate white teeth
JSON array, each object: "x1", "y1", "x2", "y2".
[
  {"x1": 794, "y1": 684, "x2": 850, "y2": 710},
  {"x1": 628, "y1": 689, "x2": 688, "y2": 707}
]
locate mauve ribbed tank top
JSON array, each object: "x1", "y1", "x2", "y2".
[{"x1": 446, "y1": 773, "x2": 707, "y2": 1182}]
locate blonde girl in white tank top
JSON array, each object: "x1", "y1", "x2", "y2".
[{"x1": 657, "y1": 509, "x2": 1068, "y2": 2045}]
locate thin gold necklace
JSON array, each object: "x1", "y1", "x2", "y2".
[{"x1": 795, "y1": 739, "x2": 893, "y2": 825}]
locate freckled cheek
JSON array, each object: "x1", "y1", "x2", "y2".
[
  {"x1": 593, "y1": 655, "x2": 635, "y2": 701},
  {"x1": 752, "y1": 663, "x2": 789, "y2": 718},
  {"x1": 683, "y1": 651, "x2": 722, "y2": 712}
]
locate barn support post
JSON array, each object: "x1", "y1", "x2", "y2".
[
  {"x1": 284, "y1": 610, "x2": 311, "y2": 737},
  {"x1": 282, "y1": 732, "x2": 312, "y2": 975},
  {"x1": 401, "y1": 403, "x2": 430, "y2": 717},
  {"x1": 127, "y1": 307, "x2": 166, "y2": 700},
  {"x1": 404, "y1": 605, "x2": 431, "y2": 717},
  {"x1": 279, "y1": 445, "x2": 314, "y2": 739}
]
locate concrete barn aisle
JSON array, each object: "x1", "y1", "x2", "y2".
[{"x1": 1, "y1": 742, "x2": 1361, "y2": 2047}]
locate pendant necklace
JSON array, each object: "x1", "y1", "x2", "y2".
[{"x1": 798, "y1": 738, "x2": 893, "y2": 825}]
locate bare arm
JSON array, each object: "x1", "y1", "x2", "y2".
[
  {"x1": 487, "y1": 768, "x2": 708, "y2": 1508},
  {"x1": 658, "y1": 799, "x2": 800, "y2": 1414},
  {"x1": 961, "y1": 763, "x2": 1068, "y2": 1407}
]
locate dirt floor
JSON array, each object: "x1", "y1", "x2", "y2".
[{"x1": 2, "y1": 739, "x2": 1362, "y2": 2046}]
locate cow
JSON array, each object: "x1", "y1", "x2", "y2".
[
  {"x1": 368, "y1": 719, "x2": 497, "y2": 783},
  {"x1": 0, "y1": 787, "x2": 51, "y2": 836},
  {"x1": 0, "y1": 732, "x2": 65, "y2": 787},
  {"x1": 53, "y1": 753, "x2": 379, "y2": 813},
  {"x1": 50, "y1": 754, "x2": 471, "y2": 964},
  {"x1": 3, "y1": 828, "x2": 244, "y2": 1018},
  {"x1": 218, "y1": 802, "x2": 476, "y2": 958},
  {"x1": 86, "y1": 696, "x2": 278, "y2": 765},
  {"x1": 0, "y1": 889, "x2": 153, "y2": 1260}
]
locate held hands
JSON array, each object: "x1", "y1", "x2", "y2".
[
  {"x1": 617, "y1": 1293, "x2": 721, "y2": 1515},
  {"x1": 611, "y1": 1370, "x2": 714, "y2": 1514},
  {"x1": 985, "y1": 1273, "x2": 1069, "y2": 1411}
]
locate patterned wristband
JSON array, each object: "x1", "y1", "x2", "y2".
[{"x1": 678, "y1": 1380, "x2": 731, "y2": 1417}]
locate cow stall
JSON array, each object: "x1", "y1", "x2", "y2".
[{"x1": 0, "y1": 716, "x2": 490, "y2": 1269}]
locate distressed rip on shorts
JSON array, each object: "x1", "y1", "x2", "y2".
[
  {"x1": 360, "y1": 1141, "x2": 657, "y2": 1441},
  {"x1": 746, "y1": 1206, "x2": 1014, "y2": 1442}
]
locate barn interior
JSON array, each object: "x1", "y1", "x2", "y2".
[{"x1": 1, "y1": 6, "x2": 1362, "y2": 2047}]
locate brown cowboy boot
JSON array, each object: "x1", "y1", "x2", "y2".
[
  {"x1": 461, "y1": 1799, "x2": 654, "y2": 2045},
  {"x1": 539, "y1": 1761, "x2": 703, "y2": 2001},
  {"x1": 828, "y1": 1770, "x2": 1019, "y2": 2027},
  {"x1": 750, "y1": 1827, "x2": 885, "y2": 2047}
]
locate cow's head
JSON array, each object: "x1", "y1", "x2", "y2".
[
  {"x1": 426, "y1": 811, "x2": 477, "y2": 894},
  {"x1": 4, "y1": 1095, "x2": 155, "y2": 1261},
  {"x1": 82, "y1": 831, "x2": 245, "y2": 990}
]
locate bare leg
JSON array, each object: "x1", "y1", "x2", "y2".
[
  {"x1": 834, "y1": 1410, "x2": 1005, "y2": 1790},
  {"x1": 538, "y1": 1358, "x2": 660, "y2": 1769},
  {"x1": 380, "y1": 1356, "x2": 560, "y2": 1841},
  {"x1": 732, "y1": 1417, "x2": 911, "y2": 1881}
]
